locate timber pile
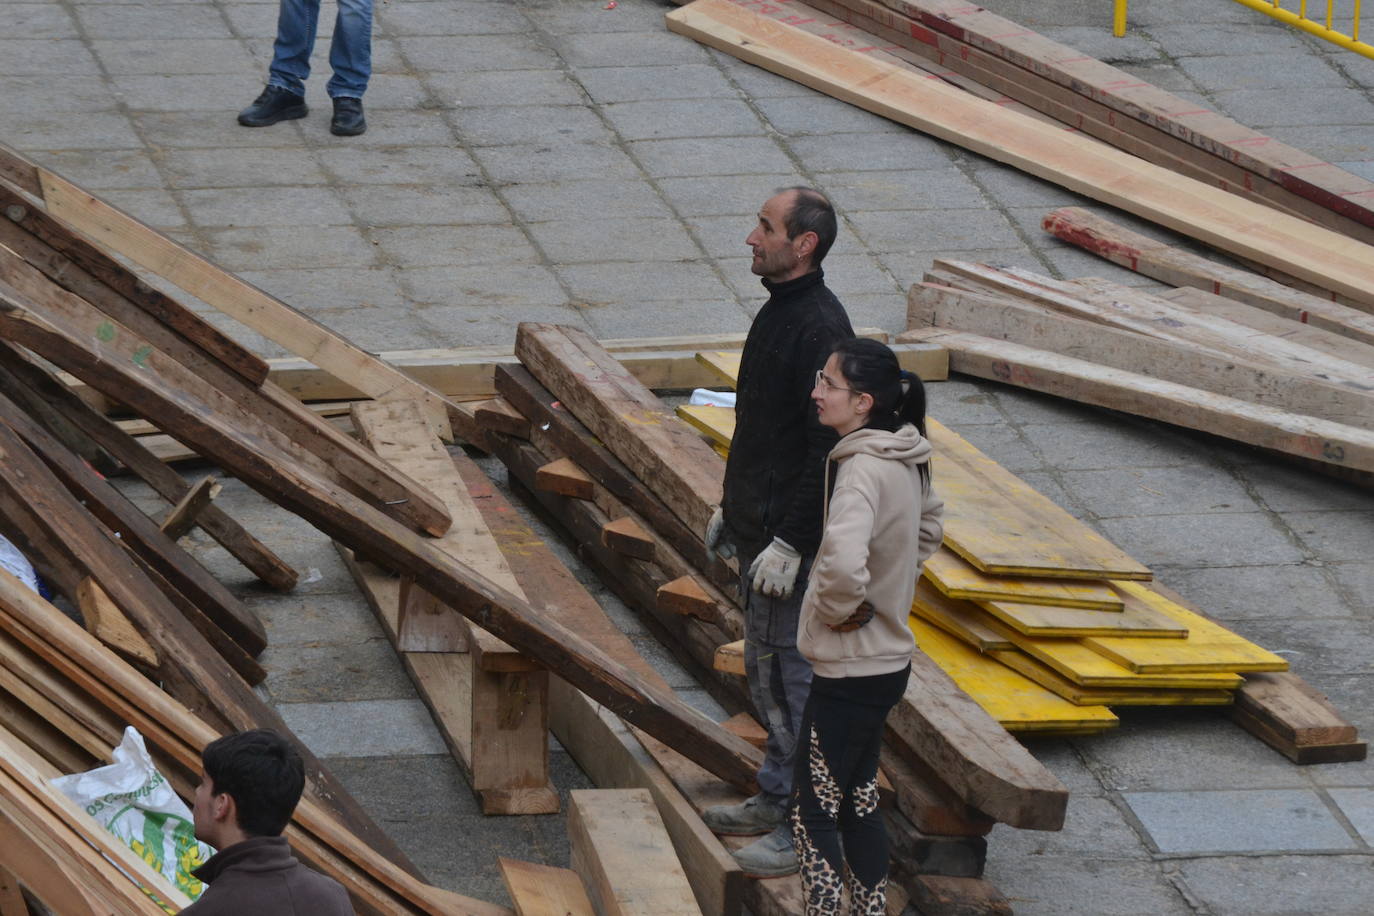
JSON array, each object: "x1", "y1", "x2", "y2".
[
  {"x1": 0, "y1": 147, "x2": 780, "y2": 911},
  {"x1": 665, "y1": 0, "x2": 1374, "y2": 310},
  {"x1": 901, "y1": 256, "x2": 1374, "y2": 478},
  {"x1": 463, "y1": 321, "x2": 1078, "y2": 915}
]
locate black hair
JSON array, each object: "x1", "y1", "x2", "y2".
[
  {"x1": 778, "y1": 187, "x2": 838, "y2": 267},
  {"x1": 201, "y1": 729, "x2": 305, "y2": 838},
  {"x1": 831, "y1": 337, "x2": 931, "y2": 485}
]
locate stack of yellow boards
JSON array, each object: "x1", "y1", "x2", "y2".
[{"x1": 683, "y1": 350, "x2": 1287, "y2": 735}]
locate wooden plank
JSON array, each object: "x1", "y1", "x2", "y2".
[
  {"x1": 494, "y1": 363, "x2": 734, "y2": 596},
  {"x1": 0, "y1": 388, "x2": 269, "y2": 657},
  {"x1": 0, "y1": 569, "x2": 510, "y2": 916},
  {"x1": 664, "y1": 0, "x2": 1374, "y2": 309},
  {"x1": 989, "y1": 649, "x2": 1235, "y2": 707},
  {"x1": 928, "y1": 417, "x2": 1152, "y2": 579},
  {"x1": 0, "y1": 343, "x2": 297, "y2": 591},
  {"x1": 978, "y1": 582, "x2": 1189, "y2": 639},
  {"x1": 536, "y1": 456, "x2": 595, "y2": 500},
  {"x1": 568, "y1": 789, "x2": 702, "y2": 916},
  {"x1": 0, "y1": 144, "x2": 41, "y2": 198},
  {"x1": 498, "y1": 859, "x2": 596, "y2": 916},
  {"x1": 75, "y1": 577, "x2": 158, "y2": 668},
  {"x1": 713, "y1": 639, "x2": 745, "y2": 676},
  {"x1": 4, "y1": 288, "x2": 762, "y2": 795},
  {"x1": 0, "y1": 864, "x2": 26, "y2": 916},
  {"x1": 1229, "y1": 704, "x2": 1367, "y2": 764},
  {"x1": 0, "y1": 179, "x2": 269, "y2": 389},
  {"x1": 157, "y1": 475, "x2": 220, "y2": 541},
  {"x1": 908, "y1": 327, "x2": 1374, "y2": 474},
  {"x1": 866, "y1": 0, "x2": 1374, "y2": 235},
  {"x1": 878, "y1": 748, "x2": 994, "y2": 838},
  {"x1": 922, "y1": 548, "x2": 1122, "y2": 611},
  {"x1": 905, "y1": 282, "x2": 1374, "y2": 431},
  {"x1": 1158, "y1": 286, "x2": 1374, "y2": 369},
  {"x1": 1041, "y1": 207, "x2": 1374, "y2": 346},
  {"x1": 517, "y1": 323, "x2": 723, "y2": 537},
  {"x1": 1233, "y1": 671, "x2": 1358, "y2": 748},
  {"x1": 884, "y1": 635, "x2": 1070, "y2": 829},
  {"x1": 911, "y1": 581, "x2": 1015, "y2": 653},
  {"x1": 719, "y1": 712, "x2": 767, "y2": 750},
  {"x1": 657, "y1": 575, "x2": 720, "y2": 623},
  {"x1": 675, "y1": 404, "x2": 734, "y2": 450},
  {"x1": 602, "y1": 515, "x2": 656, "y2": 561},
  {"x1": 906, "y1": 874, "x2": 1012, "y2": 916},
  {"x1": 908, "y1": 617, "x2": 1119, "y2": 732},
  {"x1": 474, "y1": 397, "x2": 531, "y2": 438},
  {"x1": 26, "y1": 166, "x2": 457, "y2": 439},
  {"x1": 0, "y1": 270, "x2": 453, "y2": 539},
  {"x1": 463, "y1": 456, "x2": 745, "y2": 916},
  {"x1": 931, "y1": 261, "x2": 1374, "y2": 391},
  {"x1": 695, "y1": 350, "x2": 741, "y2": 387}
]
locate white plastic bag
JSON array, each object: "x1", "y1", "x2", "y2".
[
  {"x1": 689, "y1": 388, "x2": 737, "y2": 408},
  {"x1": 52, "y1": 726, "x2": 214, "y2": 902},
  {"x1": 0, "y1": 533, "x2": 38, "y2": 594}
]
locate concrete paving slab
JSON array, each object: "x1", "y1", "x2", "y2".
[
  {"x1": 1177, "y1": 854, "x2": 1374, "y2": 916},
  {"x1": 555, "y1": 259, "x2": 732, "y2": 304},
  {"x1": 343, "y1": 183, "x2": 510, "y2": 227},
  {"x1": 205, "y1": 226, "x2": 381, "y2": 271},
  {"x1": 1124, "y1": 788, "x2": 1356, "y2": 853},
  {"x1": 181, "y1": 185, "x2": 355, "y2": 227},
  {"x1": 981, "y1": 857, "x2": 1194, "y2": 916},
  {"x1": 1282, "y1": 510, "x2": 1374, "y2": 563},
  {"x1": 1059, "y1": 465, "x2": 1257, "y2": 518},
  {"x1": 277, "y1": 699, "x2": 449, "y2": 757},
  {"x1": 576, "y1": 64, "x2": 738, "y2": 103},
  {"x1": 990, "y1": 795, "x2": 1153, "y2": 858},
  {"x1": 32, "y1": 148, "x2": 163, "y2": 189},
  {"x1": 1236, "y1": 618, "x2": 1374, "y2": 676},
  {"x1": 260, "y1": 639, "x2": 419, "y2": 703},
  {"x1": 1328, "y1": 788, "x2": 1374, "y2": 844},
  {"x1": 0, "y1": 38, "x2": 100, "y2": 75},
  {"x1": 396, "y1": 33, "x2": 560, "y2": 73},
  {"x1": 430, "y1": 68, "x2": 586, "y2": 108},
  {"x1": 1084, "y1": 708, "x2": 1313, "y2": 792},
  {"x1": 1018, "y1": 418, "x2": 1208, "y2": 471},
  {"x1": 400, "y1": 264, "x2": 572, "y2": 312},
  {"x1": 628, "y1": 134, "x2": 796, "y2": 178},
  {"x1": 472, "y1": 139, "x2": 644, "y2": 183},
  {"x1": 1098, "y1": 511, "x2": 1307, "y2": 568},
  {"x1": 377, "y1": 0, "x2": 531, "y2": 36},
  {"x1": 451, "y1": 104, "x2": 614, "y2": 146},
  {"x1": 1157, "y1": 563, "x2": 1353, "y2": 622}
]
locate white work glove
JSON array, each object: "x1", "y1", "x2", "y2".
[
  {"x1": 706, "y1": 506, "x2": 736, "y2": 559},
  {"x1": 748, "y1": 538, "x2": 802, "y2": 599}
]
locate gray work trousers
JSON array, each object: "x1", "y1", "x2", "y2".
[{"x1": 740, "y1": 551, "x2": 815, "y2": 800}]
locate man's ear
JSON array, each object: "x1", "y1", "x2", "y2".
[
  {"x1": 213, "y1": 791, "x2": 236, "y2": 825},
  {"x1": 793, "y1": 230, "x2": 818, "y2": 260}
]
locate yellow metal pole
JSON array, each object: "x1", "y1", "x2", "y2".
[
  {"x1": 1229, "y1": 0, "x2": 1374, "y2": 60},
  {"x1": 1113, "y1": 0, "x2": 1127, "y2": 37},
  {"x1": 1355, "y1": 0, "x2": 1362, "y2": 41}
]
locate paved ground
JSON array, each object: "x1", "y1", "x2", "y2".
[{"x1": 5, "y1": 0, "x2": 1374, "y2": 912}]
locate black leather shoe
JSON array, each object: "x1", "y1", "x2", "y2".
[
  {"x1": 330, "y1": 97, "x2": 366, "y2": 136},
  {"x1": 237, "y1": 86, "x2": 308, "y2": 127}
]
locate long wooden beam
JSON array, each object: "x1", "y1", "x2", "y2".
[
  {"x1": 907, "y1": 327, "x2": 1374, "y2": 473},
  {"x1": 1041, "y1": 208, "x2": 1374, "y2": 345},
  {"x1": 0, "y1": 289, "x2": 764, "y2": 794},
  {"x1": 0, "y1": 343, "x2": 296, "y2": 590},
  {"x1": 906, "y1": 283, "x2": 1374, "y2": 430},
  {"x1": 665, "y1": 0, "x2": 1374, "y2": 309},
  {"x1": 869, "y1": 0, "x2": 1374, "y2": 233}
]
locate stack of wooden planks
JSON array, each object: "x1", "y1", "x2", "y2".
[
  {"x1": 900, "y1": 253, "x2": 1374, "y2": 479},
  {"x1": 681, "y1": 346, "x2": 1305, "y2": 740},
  {"x1": 462, "y1": 321, "x2": 1086, "y2": 915},
  {"x1": 0, "y1": 147, "x2": 785, "y2": 911},
  {"x1": 665, "y1": 0, "x2": 1374, "y2": 310}
]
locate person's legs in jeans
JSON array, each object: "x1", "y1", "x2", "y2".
[
  {"x1": 268, "y1": 0, "x2": 322, "y2": 97},
  {"x1": 742, "y1": 554, "x2": 813, "y2": 801},
  {"x1": 326, "y1": 0, "x2": 372, "y2": 99},
  {"x1": 791, "y1": 667, "x2": 908, "y2": 915}
]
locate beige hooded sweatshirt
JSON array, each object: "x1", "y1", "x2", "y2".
[{"x1": 797, "y1": 424, "x2": 944, "y2": 679}]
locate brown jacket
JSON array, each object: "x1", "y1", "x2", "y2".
[
  {"x1": 184, "y1": 836, "x2": 353, "y2": 915},
  {"x1": 798, "y1": 425, "x2": 943, "y2": 678}
]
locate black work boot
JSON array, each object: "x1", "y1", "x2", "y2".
[
  {"x1": 237, "y1": 86, "x2": 308, "y2": 127},
  {"x1": 330, "y1": 97, "x2": 366, "y2": 136}
]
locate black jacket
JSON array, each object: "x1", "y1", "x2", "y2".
[{"x1": 722, "y1": 269, "x2": 854, "y2": 560}]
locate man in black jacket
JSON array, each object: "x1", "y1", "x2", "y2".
[{"x1": 703, "y1": 187, "x2": 854, "y2": 877}]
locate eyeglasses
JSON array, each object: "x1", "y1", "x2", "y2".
[{"x1": 814, "y1": 369, "x2": 856, "y2": 394}]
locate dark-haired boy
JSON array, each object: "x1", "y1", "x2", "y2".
[{"x1": 185, "y1": 729, "x2": 352, "y2": 915}]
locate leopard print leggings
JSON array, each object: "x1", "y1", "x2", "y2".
[{"x1": 790, "y1": 667, "x2": 909, "y2": 916}]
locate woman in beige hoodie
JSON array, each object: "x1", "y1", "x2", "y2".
[{"x1": 792, "y1": 337, "x2": 944, "y2": 915}]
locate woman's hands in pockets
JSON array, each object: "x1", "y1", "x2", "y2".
[{"x1": 828, "y1": 600, "x2": 874, "y2": 632}]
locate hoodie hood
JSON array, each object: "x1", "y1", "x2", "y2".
[{"x1": 829, "y1": 423, "x2": 931, "y2": 466}]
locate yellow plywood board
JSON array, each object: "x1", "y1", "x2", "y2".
[
  {"x1": 923, "y1": 548, "x2": 1124, "y2": 610},
  {"x1": 978, "y1": 614, "x2": 1243, "y2": 689},
  {"x1": 912, "y1": 578, "x2": 1015, "y2": 651},
  {"x1": 979, "y1": 582, "x2": 1188, "y2": 638},
  {"x1": 929, "y1": 419, "x2": 1152, "y2": 581},
  {"x1": 694, "y1": 351, "x2": 741, "y2": 387},
  {"x1": 990, "y1": 648, "x2": 1235, "y2": 706},
  {"x1": 675, "y1": 404, "x2": 735, "y2": 449},
  {"x1": 1082, "y1": 582, "x2": 1290, "y2": 674},
  {"x1": 909, "y1": 617, "x2": 1117, "y2": 732}
]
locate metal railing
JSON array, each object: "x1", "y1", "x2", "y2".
[{"x1": 1113, "y1": 0, "x2": 1374, "y2": 60}]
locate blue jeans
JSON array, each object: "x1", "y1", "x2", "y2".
[{"x1": 267, "y1": 0, "x2": 372, "y2": 99}]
